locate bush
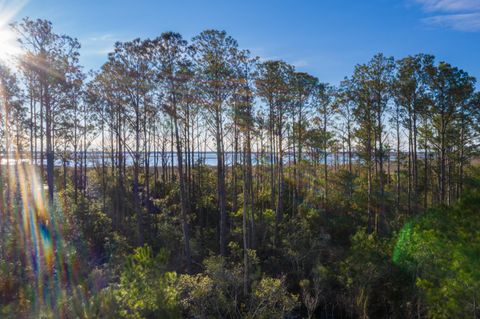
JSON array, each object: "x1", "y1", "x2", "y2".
[
  {"x1": 101, "y1": 246, "x2": 180, "y2": 319},
  {"x1": 393, "y1": 190, "x2": 480, "y2": 318},
  {"x1": 178, "y1": 255, "x2": 298, "y2": 318}
]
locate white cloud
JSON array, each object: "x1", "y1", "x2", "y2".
[
  {"x1": 413, "y1": 0, "x2": 480, "y2": 31},
  {"x1": 423, "y1": 12, "x2": 480, "y2": 31},
  {"x1": 81, "y1": 46, "x2": 112, "y2": 57},
  {"x1": 291, "y1": 59, "x2": 309, "y2": 68},
  {"x1": 84, "y1": 33, "x2": 115, "y2": 43},
  {"x1": 81, "y1": 33, "x2": 118, "y2": 57},
  {"x1": 414, "y1": 0, "x2": 480, "y2": 12}
]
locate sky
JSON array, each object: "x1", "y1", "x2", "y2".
[{"x1": 4, "y1": 0, "x2": 480, "y2": 86}]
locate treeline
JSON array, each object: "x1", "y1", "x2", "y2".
[{"x1": 0, "y1": 18, "x2": 480, "y2": 318}]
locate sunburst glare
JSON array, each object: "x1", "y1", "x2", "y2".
[{"x1": 0, "y1": 0, "x2": 27, "y2": 65}]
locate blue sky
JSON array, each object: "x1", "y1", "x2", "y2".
[{"x1": 9, "y1": 0, "x2": 480, "y2": 86}]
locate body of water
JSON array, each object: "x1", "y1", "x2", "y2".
[{"x1": 0, "y1": 151, "x2": 425, "y2": 167}]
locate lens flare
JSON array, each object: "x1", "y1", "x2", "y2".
[
  {"x1": 0, "y1": 149, "x2": 88, "y2": 315},
  {"x1": 0, "y1": 0, "x2": 27, "y2": 65}
]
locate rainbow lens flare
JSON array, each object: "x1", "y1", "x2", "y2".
[{"x1": 1, "y1": 154, "x2": 87, "y2": 316}]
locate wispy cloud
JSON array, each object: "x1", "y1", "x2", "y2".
[
  {"x1": 84, "y1": 33, "x2": 115, "y2": 43},
  {"x1": 412, "y1": 0, "x2": 480, "y2": 31},
  {"x1": 291, "y1": 59, "x2": 309, "y2": 68},
  {"x1": 81, "y1": 33, "x2": 117, "y2": 57},
  {"x1": 414, "y1": 0, "x2": 480, "y2": 12},
  {"x1": 82, "y1": 46, "x2": 113, "y2": 57},
  {"x1": 423, "y1": 12, "x2": 480, "y2": 31}
]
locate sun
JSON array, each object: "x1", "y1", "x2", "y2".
[
  {"x1": 0, "y1": 26, "x2": 21, "y2": 64},
  {"x1": 0, "y1": 0, "x2": 27, "y2": 65}
]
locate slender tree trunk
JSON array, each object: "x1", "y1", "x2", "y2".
[
  {"x1": 323, "y1": 107, "x2": 328, "y2": 208},
  {"x1": 242, "y1": 135, "x2": 250, "y2": 295},
  {"x1": 275, "y1": 117, "x2": 284, "y2": 248},
  {"x1": 215, "y1": 108, "x2": 228, "y2": 256},
  {"x1": 396, "y1": 106, "x2": 401, "y2": 213},
  {"x1": 45, "y1": 83, "x2": 54, "y2": 203},
  {"x1": 173, "y1": 110, "x2": 192, "y2": 272},
  {"x1": 440, "y1": 121, "x2": 446, "y2": 205},
  {"x1": 377, "y1": 109, "x2": 385, "y2": 234}
]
